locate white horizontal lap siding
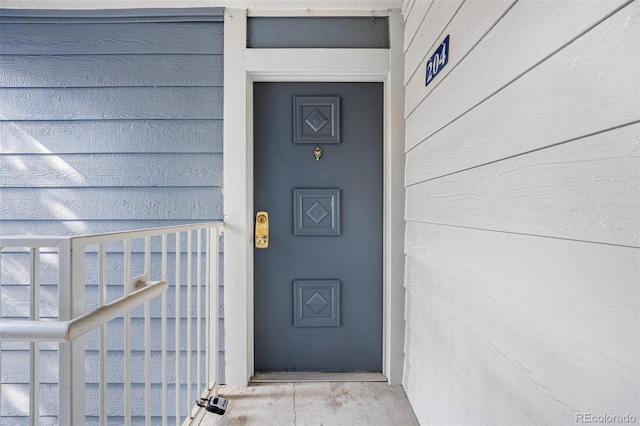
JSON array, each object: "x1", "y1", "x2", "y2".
[
  {"x1": 0, "y1": 8, "x2": 225, "y2": 423},
  {"x1": 404, "y1": 0, "x2": 631, "y2": 146},
  {"x1": 402, "y1": 0, "x2": 640, "y2": 424},
  {"x1": 406, "y1": 124, "x2": 639, "y2": 247}
]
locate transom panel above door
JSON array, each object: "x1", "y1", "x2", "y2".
[{"x1": 253, "y1": 82, "x2": 383, "y2": 372}]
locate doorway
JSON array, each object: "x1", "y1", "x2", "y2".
[{"x1": 253, "y1": 82, "x2": 383, "y2": 372}]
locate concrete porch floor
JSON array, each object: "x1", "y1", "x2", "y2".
[{"x1": 193, "y1": 382, "x2": 419, "y2": 426}]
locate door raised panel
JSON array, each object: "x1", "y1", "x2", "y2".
[
  {"x1": 293, "y1": 280, "x2": 341, "y2": 327},
  {"x1": 293, "y1": 96, "x2": 341, "y2": 144},
  {"x1": 293, "y1": 188, "x2": 341, "y2": 236}
]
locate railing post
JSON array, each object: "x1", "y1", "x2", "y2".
[
  {"x1": 58, "y1": 239, "x2": 86, "y2": 425},
  {"x1": 29, "y1": 248, "x2": 40, "y2": 426},
  {"x1": 0, "y1": 249, "x2": 3, "y2": 408}
]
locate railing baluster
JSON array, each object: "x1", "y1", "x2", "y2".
[
  {"x1": 0, "y1": 249, "x2": 3, "y2": 412},
  {"x1": 205, "y1": 230, "x2": 211, "y2": 389},
  {"x1": 212, "y1": 227, "x2": 221, "y2": 394},
  {"x1": 175, "y1": 232, "x2": 182, "y2": 426},
  {"x1": 145, "y1": 237, "x2": 152, "y2": 426},
  {"x1": 124, "y1": 239, "x2": 132, "y2": 426},
  {"x1": 29, "y1": 248, "x2": 40, "y2": 426},
  {"x1": 196, "y1": 230, "x2": 202, "y2": 393},
  {"x1": 161, "y1": 234, "x2": 168, "y2": 426},
  {"x1": 186, "y1": 231, "x2": 193, "y2": 418},
  {"x1": 99, "y1": 243, "x2": 108, "y2": 426}
]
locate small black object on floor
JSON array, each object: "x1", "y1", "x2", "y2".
[{"x1": 196, "y1": 396, "x2": 228, "y2": 415}]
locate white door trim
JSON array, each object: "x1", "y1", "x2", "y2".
[{"x1": 223, "y1": 8, "x2": 406, "y2": 386}]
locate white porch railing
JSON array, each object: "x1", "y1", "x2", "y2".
[{"x1": 0, "y1": 222, "x2": 223, "y2": 425}]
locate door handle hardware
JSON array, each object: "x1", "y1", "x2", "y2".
[
  {"x1": 314, "y1": 145, "x2": 323, "y2": 161},
  {"x1": 255, "y1": 211, "x2": 269, "y2": 248}
]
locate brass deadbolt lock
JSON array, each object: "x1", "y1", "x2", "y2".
[{"x1": 255, "y1": 211, "x2": 269, "y2": 248}]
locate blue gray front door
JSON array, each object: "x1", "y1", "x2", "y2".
[{"x1": 254, "y1": 82, "x2": 383, "y2": 372}]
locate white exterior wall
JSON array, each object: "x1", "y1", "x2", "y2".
[{"x1": 401, "y1": 0, "x2": 639, "y2": 424}]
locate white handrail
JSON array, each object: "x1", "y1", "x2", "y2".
[
  {"x1": 0, "y1": 280, "x2": 167, "y2": 342},
  {"x1": 0, "y1": 221, "x2": 223, "y2": 249}
]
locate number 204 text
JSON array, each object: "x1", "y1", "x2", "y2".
[{"x1": 426, "y1": 35, "x2": 450, "y2": 87}]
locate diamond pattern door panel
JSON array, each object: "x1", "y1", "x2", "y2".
[
  {"x1": 293, "y1": 96, "x2": 340, "y2": 143},
  {"x1": 293, "y1": 280, "x2": 341, "y2": 327},
  {"x1": 293, "y1": 188, "x2": 341, "y2": 235}
]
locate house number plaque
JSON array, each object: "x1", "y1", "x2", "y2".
[{"x1": 425, "y1": 35, "x2": 450, "y2": 87}]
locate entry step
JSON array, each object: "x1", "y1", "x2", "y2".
[{"x1": 250, "y1": 372, "x2": 387, "y2": 383}]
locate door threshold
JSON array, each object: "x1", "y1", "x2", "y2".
[{"x1": 250, "y1": 372, "x2": 387, "y2": 383}]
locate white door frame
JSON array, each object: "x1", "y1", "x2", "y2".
[{"x1": 223, "y1": 8, "x2": 406, "y2": 386}]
